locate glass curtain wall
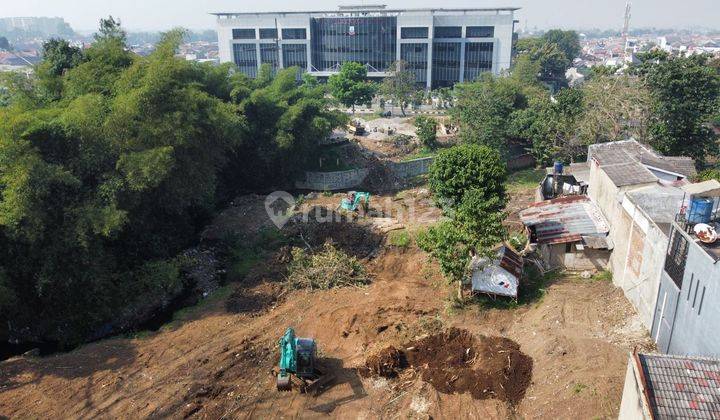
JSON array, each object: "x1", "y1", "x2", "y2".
[
  {"x1": 233, "y1": 43, "x2": 258, "y2": 77},
  {"x1": 464, "y1": 42, "x2": 494, "y2": 81},
  {"x1": 310, "y1": 16, "x2": 397, "y2": 72},
  {"x1": 432, "y1": 42, "x2": 461, "y2": 88},
  {"x1": 260, "y1": 43, "x2": 279, "y2": 73},
  {"x1": 400, "y1": 43, "x2": 428, "y2": 86}
]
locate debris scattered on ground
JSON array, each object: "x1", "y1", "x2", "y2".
[
  {"x1": 286, "y1": 243, "x2": 371, "y2": 290},
  {"x1": 361, "y1": 328, "x2": 533, "y2": 405}
]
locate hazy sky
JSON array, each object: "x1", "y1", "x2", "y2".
[{"x1": 1, "y1": 0, "x2": 718, "y2": 32}]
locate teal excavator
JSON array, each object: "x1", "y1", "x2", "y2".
[
  {"x1": 340, "y1": 191, "x2": 370, "y2": 213},
  {"x1": 276, "y1": 327, "x2": 332, "y2": 392}
]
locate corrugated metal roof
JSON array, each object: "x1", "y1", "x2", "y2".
[
  {"x1": 519, "y1": 195, "x2": 610, "y2": 245},
  {"x1": 469, "y1": 246, "x2": 523, "y2": 298},
  {"x1": 636, "y1": 353, "x2": 720, "y2": 419}
]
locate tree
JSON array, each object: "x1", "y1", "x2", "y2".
[
  {"x1": 0, "y1": 36, "x2": 9, "y2": 51},
  {"x1": 0, "y1": 21, "x2": 344, "y2": 347},
  {"x1": 328, "y1": 61, "x2": 376, "y2": 112},
  {"x1": 95, "y1": 15, "x2": 126, "y2": 43},
  {"x1": 428, "y1": 144, "x2": 507, "y2": 213},
  {"x1": 415, "y1": 116, "x2": 438, "y2": 149},
  {"x1": 381, "y1": 60, "x2": 415, "y2": 116},
  {"x1": 576, "y1": 74, "x2": 651, "y2": 146},
  {"x1": 645, "y1": 56, "x2": 720, "y2": 163},
  {"x1": 452, "y1": 74, "x2": 527, "y2": 152},
  {"x1": 542, "y1": 30, "x2": 581, "y2": 61},
  {"x1": 420, "y1": 148, "x2": 507, "y2": 298},
  {"x1": 40, "y1": 39, "x2": 83, "y2": 76},
  {"x1": 509, "y1": 87, "x2": 584, "y2": 164}
]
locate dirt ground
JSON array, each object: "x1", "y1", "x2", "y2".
[{"x1": 0, "y1": 240, "x2": 652, "y2": 419}]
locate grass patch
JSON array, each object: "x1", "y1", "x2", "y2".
[
  {"x1": 572, "y1": 383, "x2": 588, "y2": 394},
  {"x1": 402, "y1": 148, "x2": 437, "y2": 161},
  {"x1": 226, "y1": 227, "x2": 287, "y2": 281},
  {"x1": 506, "y1": 167, "x2": 544, "y2": 194},
  {"x1": 591, "y1": 270, "x2": 613, "y2": 282},
  {"x1": 470, "y1": 266, "x2": 561, "y2": 310},
  {"x1": 388, "y1": 229, "x2": 411, "y2": 247},
  {"x1": 169, "y1": 284, "x2": 235, "y2": 325}
]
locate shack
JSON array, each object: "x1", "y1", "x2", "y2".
[
  {"x1": 519, "y1": 195, "x2": 612, "y2": 270},
  {"x1": 467, "y1": 245, "x2": 523, "y2": 299}
]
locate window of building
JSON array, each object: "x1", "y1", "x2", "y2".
[
  {"x1": 233, "y1": 43, "x2": 258, "y2": 77},
  {"x1": 434, "y1": 26, "x2": 462, "y2": 38},
  {"x1": 259, "y1": 28, "x2": 278, "y2": 39},
  {"x1": 282, "y1": 44, "x2": 307, "y2": 73},
  {"x1": 664, "y1": 227, "x2": 689, "y2": 289},
  {"x1": 432, "y1": 42, "x2": 461, "y2": 88},
  {"x1": 401, "y1": 27, "x2": 428, "y2": 39},
  {"x1": 282, "y1": 28, "x2": 307, "y2": 39},
  {"x1": 232, "y1": 28, "x2": 256, "y2": 40},
  {"x1": 310, "y1": 17, "x2": 397, "y2": 72},
  {"x1": 260, "y1": 43, "x2": 279, "y2": 73},
  {"x1": 464, "y1": 42, "x2": 493, "y2": 81},
  {"x1": 400, "y1": 43, "x2": 428, "y2": 85},
  {"x1": 466, "y1": 26, "x2": 494, "y2": 38}
]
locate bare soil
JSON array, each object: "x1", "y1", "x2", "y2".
[{"x1": 0, "y1": 242, "x2": 652, "y2": 419}]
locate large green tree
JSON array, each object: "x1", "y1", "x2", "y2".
[
  {"x1": 381, "y1": 60, "x2": 416, "y2": 116},
  {"x1": 452, "y1": 74, "x2": 528, "y2": 152},
  {"x1": 328, "y1": 61, "x2": 376, "y2": 112},
  {"x1": 645, "y1": 55, "x2": 720, "y2": 163},
  {"x1": 0, "y1": 24, "x2": 342, "y2": 346}
]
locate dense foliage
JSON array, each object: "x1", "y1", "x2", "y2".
[
  {"x1": 328, "y1": 62, "x2": 376, "y2": 112},
  {"x1": 420, "y1": 145, "x2": 507, "y2": 292},
  {"x1": 414, "y1": 116, "x2": 437, "y2": 149},
  {"x1": 381, "y1": 60, "x2": 416, "y2": 116},
  {"x1": 0, "y1": 22, "x2": 342, "y2": 346}
]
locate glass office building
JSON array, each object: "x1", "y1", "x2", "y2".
[{"x1": 215, "y1": 5, "x2": 518, "y2": 89}]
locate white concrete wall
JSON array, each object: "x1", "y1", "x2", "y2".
[{"x1": 619, "y1": 356, "x2": 652, "y2": 420}]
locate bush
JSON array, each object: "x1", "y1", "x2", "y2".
[
  {"x1": 286, "y1": 243, "x2": 370, "y2": 289},
  {"x1": 428, "y1": 144, "x2": 507, "y2": 213},
  {"x1": 415, "y1": 115, "x2": 438, "y2": 149}
]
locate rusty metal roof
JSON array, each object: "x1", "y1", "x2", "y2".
[
  {"x1": 636, "y1": 353, "x2": 720, "y2": 419},
  {"x1": 519, "y1": 195, "x2": 610, "y2": 245}
]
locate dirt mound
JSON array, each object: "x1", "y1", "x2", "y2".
[
  {"x1": 225, "y1": 282, "x2": 283, "y2": 314},
  {"x1": 284, "y1": 207, "x2": 382, "y2": 259},
  {"x1": 363, "y1": 346, "x2": 405, "y2": 378},
  {"x1": 363, "y1": 328, "x2": 533, "y2": 405}
]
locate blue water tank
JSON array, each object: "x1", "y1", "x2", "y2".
[
  {"x1": 688, "y1": 197, "x2": 714, "y2": 224},
  {"x1": 553, "y1": 161, "x2": 564, "y2": 174}
]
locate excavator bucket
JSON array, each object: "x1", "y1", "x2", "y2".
[{"x1": 277, "y1": 374, "x2": 291, "y2": 391}]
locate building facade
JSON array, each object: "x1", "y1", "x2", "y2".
[{"x1": 214, "y1": 5, "x2": 518, "y2": 89}]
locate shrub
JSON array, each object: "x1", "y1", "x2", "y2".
[
  {"x1": 415, "y1": 115, "x2": 438, "y2": 149},
  {"x1": 388, "y1": 229, "x2": 411, "y2": 247}
]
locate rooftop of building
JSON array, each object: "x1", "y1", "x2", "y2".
[
  {"x1": 212, "y1": 5, "x2": 520, "y2": 17},
  {"x1": 634, "y1": 352, "x2": 720, "y2": 419},
  {"x1": 626, "y1": 184, "x2": 686, "y2": 224},
  {"x1": 519, "y1": 195, "x2": 611, "y2": 247},
  {"x1": 587, "y1": 139, "x2": 696, "y2": 187}
]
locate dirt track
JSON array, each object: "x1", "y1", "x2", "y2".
[{"x1": 0, "y1": 243, "x2": 652, "y2": 419}]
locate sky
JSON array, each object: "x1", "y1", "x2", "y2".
[{"x1": 1, "y1": 0, "x2": 719, "y2": 32}]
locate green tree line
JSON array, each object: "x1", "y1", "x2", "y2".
[{"x1": 0, "y1": 19, "x2": 344, "y2": 346}]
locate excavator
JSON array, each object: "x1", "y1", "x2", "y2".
[
  {"x1": 276, "y1": 327, "x2": 332, "y2": 393},
  {"x1": 340, "y1": 191, "x2": 370, "y2": 213}
]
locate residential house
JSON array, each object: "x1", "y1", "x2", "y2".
[{"x1": 651, "y1": 181, "x2": 720, "y2": 356}]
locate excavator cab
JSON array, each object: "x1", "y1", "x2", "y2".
[{"x1": 276, "y1": 327, "x2": 330, "y2": 392}]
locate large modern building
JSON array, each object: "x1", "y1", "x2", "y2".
[{"x1": 214, "y1": 5, "x2": 519, "y2": 89}]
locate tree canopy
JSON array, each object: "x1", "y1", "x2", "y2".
[
  {"x1": 381, "y1": 60, "x2": 416, "y2": 116},
  {"x1": 0, "y1": 23, "x2": 343, "y2": 346},
  {"x1": 328, "y1": 61, "x2": 376, "y2": 112}
]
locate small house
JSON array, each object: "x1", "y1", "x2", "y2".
[{"x1": 520, "y1": 195, "x2": 612, "y2": 270}]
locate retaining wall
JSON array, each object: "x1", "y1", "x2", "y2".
[{"x1": 295, "y1": 157, "x2": 434, "y2": 191}]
